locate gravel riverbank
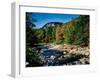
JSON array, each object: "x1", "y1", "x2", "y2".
[{"x1": 42, "y1": 44, "x2": 90, "y2": 65}]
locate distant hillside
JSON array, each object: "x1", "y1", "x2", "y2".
[{"x1": 42, "y1": 22, "x2": 63, "y2": 29}]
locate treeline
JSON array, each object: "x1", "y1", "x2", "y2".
[{"x1": 35, "y1": 15, "x2": 89, "y2": 46}]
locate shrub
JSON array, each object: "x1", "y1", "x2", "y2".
[{"x1": 26, "y1": 47, "x2": 43, "y2": 67}]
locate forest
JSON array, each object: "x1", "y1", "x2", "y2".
[{"x1": 26, "y1": 12, "x2": 89, "y2": 67}]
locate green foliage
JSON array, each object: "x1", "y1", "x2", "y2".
[
  {"x1": 35, "y1": 29, "x2": 45, "y2": 43},
  {"x1": 26, "y1": 12, "x2": 36, "y2": 27},
  {"x1": 30, "y1": 15, "x2": 89, "y2": 46},
  {"x1": 64, "y1": 15, "x2": 89, "y2": 46},
  {"x1": 26, "y1": 13, "x2": 44, "y2": 67},
  {"x1": 26, "y1": 47, "x2": 43, "y2": 67},
  {"x1": 65, "y1": 26, "x2": 75, "y2": 44},
  {"x1": 26, "y1": 13, "x2": 39, "y2": 46},
  {"x1": 56, "y1": 26, "x2": 64, "y2": 44}
]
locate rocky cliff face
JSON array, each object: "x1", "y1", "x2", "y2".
[{"x1": 43, "y1": 22, "x2": 63, "y2": 28}]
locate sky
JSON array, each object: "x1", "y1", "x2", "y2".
[{"x1": 30, "y1": 12, "x2": 80, "y2": 28}]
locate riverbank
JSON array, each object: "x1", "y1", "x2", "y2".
[
  {"x1": 26, "y1": 43, "x2": 90, "y2": 66},
  {"x1": 43, "y1": 44, "x2": 90, "y2": 65},
  {"x1": 48, "y1": 44, "x2": 89, "y2": 55}
]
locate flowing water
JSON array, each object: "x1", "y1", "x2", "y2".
[
  {"x1": 38, "y1": 45, "x2": 65, "y2": 66},
  {"x1": 32, "y1": 44, "x2": 89, "y2": 66}
]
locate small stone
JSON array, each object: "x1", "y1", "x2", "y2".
[
  {"x1": 50, "y1": 55, "x2": 55, "y2": 60},
  {"x1": 85, "y1": 52, "x2": 89, "y2": 56},
  {"x1": 63, "y1": 54, "x2": 70, "y2": 58},
  {"x1": 63, "y1": 51, "x2": 67, "y2": 54}
]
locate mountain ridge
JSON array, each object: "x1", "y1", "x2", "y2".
[{"x1": 42, "y1": 22, "x2": 63, "y2": 29}]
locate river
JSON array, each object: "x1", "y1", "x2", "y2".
[
  {"x1": 36, "y1": 44, "x2": 67, "y2": 66},
  {"x1": 32, "y1": 44, "x2": 89, "y2": 66}
]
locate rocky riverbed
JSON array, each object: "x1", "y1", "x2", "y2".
[{"x1": 39, "y1": 44, "x2": 90, "y2": 66}]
